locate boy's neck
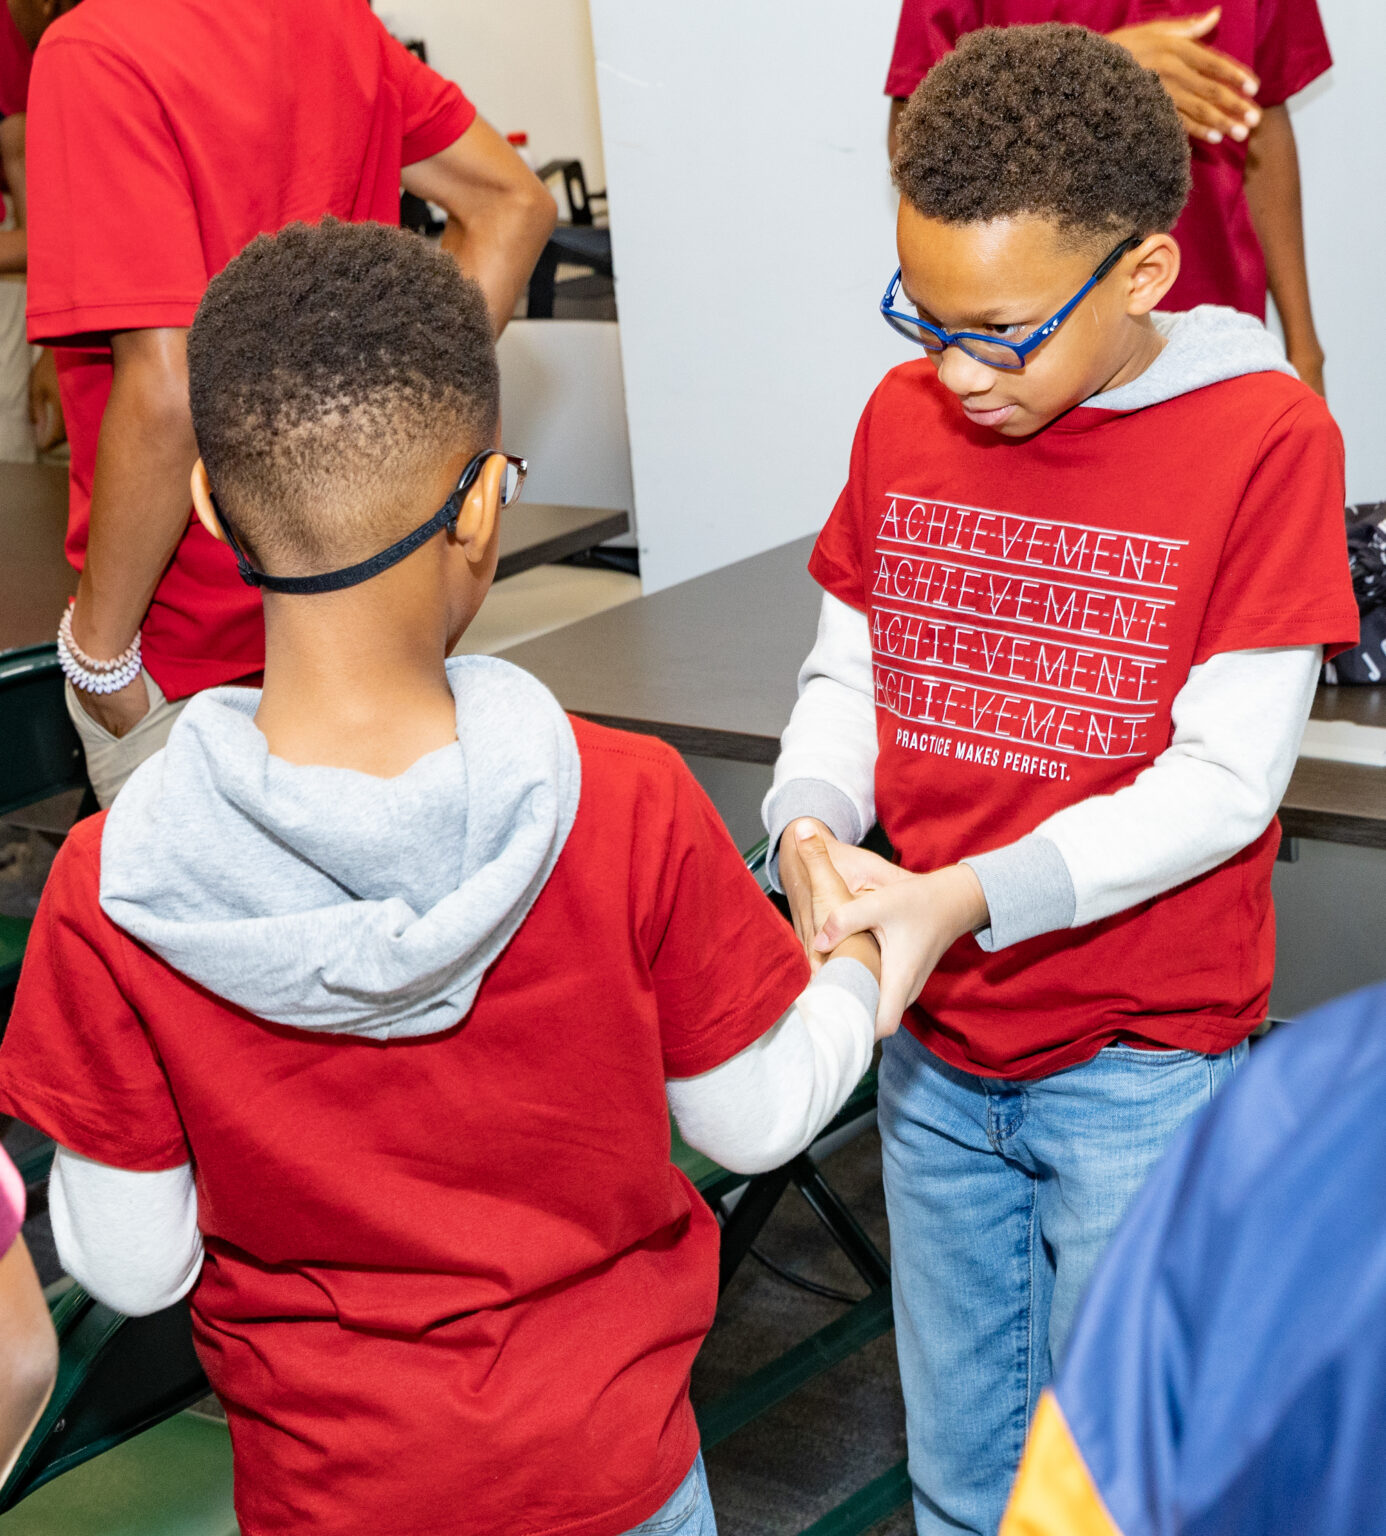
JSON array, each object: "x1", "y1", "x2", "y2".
[
  {"x1": 254, "y1": 577, "x2": 461, "y2": 778},
  {"x1": 1092, "y1": 314, "x2": 1167, "y2": 399}
]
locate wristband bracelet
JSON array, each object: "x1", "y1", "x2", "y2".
[{"x1": 56, "y1": 606, "x2": 142, "y2": 695}]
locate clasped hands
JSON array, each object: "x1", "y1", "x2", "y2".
[{"x1": 780, "y1": 820, "x2": 988, "y2": 1041}]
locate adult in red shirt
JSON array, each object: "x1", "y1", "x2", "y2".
[
  {"x1": 884, "y1": 1, "x2": 1331, "y2": 392},
  {"x1": 20, "y1": 0, "x2": 556, "y2": 806}
]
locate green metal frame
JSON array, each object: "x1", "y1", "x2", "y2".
[
  {"x1": 0, "y1": 644, "x2": 95, "y2": 997},
  {"x1": 0, "y1": 644, "x2": 97, "y2": 1209},
  {"x1": 0, "y1": 1287, "x2": 210, "y2": 1511}
]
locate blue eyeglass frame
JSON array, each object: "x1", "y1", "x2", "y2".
[
  {"x1": 879, "y1": 234, "x2": 1141, "y2": 370},
  {"x1": 212, "y1": 449, "x2": 528, "y2": 595}
]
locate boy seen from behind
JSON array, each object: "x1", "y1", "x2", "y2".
[
  {"x1": 765, "y1": 25, "x2": 1355, "y2": 1536},
  {"x1": 0, "y1": 220, "x2": 882, "y2": 1536}
]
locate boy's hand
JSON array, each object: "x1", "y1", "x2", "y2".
[
  {"x1": 1109, "y1": 8, "x2": 1262, "y2": 145},
  {"x1": 779, "y1": 822, "x2": 906, "y2": 969},
  {"x1": 779, "y1": 818, "x2": 842, "y2": 969},
  {"x1": 813, "y1": 864, "x2": 988, "y2": 1038},
  {"x1": 792, "y1": 822, "x2": 882, "y2": 998}
]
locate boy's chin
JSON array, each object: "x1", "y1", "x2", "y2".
[{"x1": 961, "y1": 398, "x2": 1074, "y2": 439}]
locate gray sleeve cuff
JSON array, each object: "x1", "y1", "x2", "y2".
[
  {"x1": 962, "y1": 834, "x2": 1076, "y2": 951},
  {"x1": 811, "y1": 954, "x2": 880, "y2": 1019},
  {"x1": 763, "y1": 780, "x2": 864, "y2": 892}
]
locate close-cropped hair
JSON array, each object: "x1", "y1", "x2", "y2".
[
  {"x1": 187, "y1": 218, "x2": 500, "y2": 574},
  {"x1": 893, "y1": 23, "x2": 1191, "y2": 245}
]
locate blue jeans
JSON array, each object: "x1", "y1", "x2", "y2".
[
  {"x1": 879, "y1": 1028, "x2": 1246, "y2": 1536},
  {"x1": 621, "y1": 1456, "x2": 717, "y2": 1536}
]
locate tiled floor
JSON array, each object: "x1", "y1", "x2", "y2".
[{"x1": 694, "y1": 1123, "x2": 913, "y2": 1536}]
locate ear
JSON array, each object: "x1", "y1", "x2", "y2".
[
  {"x1": 1124, "y1": 234, "x2": 1181, "y2": 318},
  {"x1": 189, "y1": 459, "x2": 225, "y2": 543},
  {"x1": 450, "y1": 451, "x2": 505, "y2": 565}
]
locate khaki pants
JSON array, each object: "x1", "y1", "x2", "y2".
[
  {"x1": 65, "y1": 671, "x2": 188, "y2": 808},
  {"x1": 0, "y1": 270, "x2": 36, "y2": 464}
]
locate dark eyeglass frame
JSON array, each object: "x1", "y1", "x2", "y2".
[
  {"x1": 212, "y1": 449, "x2": 528, "y2": 596},
  {"x1": 879, "y1": 235, "x2": 1142, "y2": 370}
]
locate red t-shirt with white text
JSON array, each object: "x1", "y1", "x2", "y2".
[
  {"x1": 0, "y1": 719, "x2": 809, "y2": 1536},
  {"x1": 810, "y1": 361, "x2": 1354, "y2": 1078},
  {"x1": 884, "y1": 0, "x2": 1332, "y2": 320},
  {"x1": 24, "y1": 0, "x2": 475, "y2": 698}
]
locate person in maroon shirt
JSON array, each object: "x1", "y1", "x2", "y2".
[{"x1": 885, "y1": 2, "x2": 1330, "y2": 395}]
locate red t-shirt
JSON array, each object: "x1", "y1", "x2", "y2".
[
  {"x1": 24, "y1": 0, "x2": 476, "y2": 699},
  {"x1": 0, "y1": 6, "x2": 31, "y2": 117},
  {"x1": 884, "y1": 0, "x2": 1332, "y2": 319},
  {"x1": 0, "y1": 719, "x2": 808, "y2": 1536},
  {"x1": 810, "y1": 362, "x2": 1354, "y2": 1078}
]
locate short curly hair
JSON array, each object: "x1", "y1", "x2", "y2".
[
  {"x1": 187, "y1": 218, "x2": 499, "y2": 574},
  {"x1": 893, "y1": 24, "x2": 1190, "y2": 244}
]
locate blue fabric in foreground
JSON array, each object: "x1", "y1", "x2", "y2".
[{"x1": 1054, "y1": 984, "x2": 1386, "y2": 1536}]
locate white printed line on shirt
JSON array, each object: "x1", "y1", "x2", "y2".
[
  {"x1": 875, "y1": 536, "x2": 1181, "y2": 592},
  {"x1": 871, "y1": 553, "x2": 1173, "y2": 650},
  {"x1": 871, "y1": 603, "x2": 1173, "y2": 664},
  {"x1": 881, "y1": 494, "x2": 1191, "y2": 549},
  {"x1": 874, "y1": 666, "x2": 1153, "y2": 759}
]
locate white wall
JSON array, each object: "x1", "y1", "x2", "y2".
[
  {"x1": 1282, "y1": 0, "x2": 1386, "y2": 506},
  {"x1": 496, "y1": 321, "x2": 633, "y2": 515},
  {"x1": 593, "y1": 1, "x2": 1385, "y2": 592},
  {"x1": 588, "y1": 0, "x2": 903, "y2": 592},
  {"x1": 378, "y1": 0, "x2": 606, "y2": 188}
]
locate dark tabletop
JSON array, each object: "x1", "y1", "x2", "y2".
[
  {"x1": 0, "y1": 460, "x2": 627, "y2": 654},
  {"x1": 503, "y1": 534, "x2": 1386, "y2": 850}
]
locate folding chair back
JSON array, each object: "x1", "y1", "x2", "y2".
[
  {"x1": 0, "y1": 646, "x2": 87, "y2": 818},
  {"x1": 0, "y1": 646, "x2": 93, "y2": 993},
  {"x1": 0, "y1": 1283, "x2": 212, "y2": 1512}
]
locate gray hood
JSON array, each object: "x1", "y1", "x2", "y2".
[
  {"x1": 100, "y1": 656, "x2": 581, "y2": 1040},
  {"x1": 1085, "y1": 304, "x2": 1296, "y2": 411}
]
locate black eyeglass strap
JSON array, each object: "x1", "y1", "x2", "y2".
[
  {"x1": 211, "y1": 452, "x2": 489, "y2": 596},
  {"x1": 1094, "y1": 235, "x2": 1143, "y2": 281}
]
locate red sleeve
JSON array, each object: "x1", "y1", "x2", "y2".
[
  {"x1": 0, "y1": 1148, "x2": 24, "y2": 1259},
  {"x1": 377, "y1": 25, "x2": 477, "y2": 166},
  {"x1": 1253, "y1": 0, "x2": 1332, "y2": 107},
  {"x1": 885, "y1": 0, "x2": 983, "y2": 97},
  {"x1": 808, "y1": 388, "x2": 878, "y2": 615},
  {"x1": 1194, "y1": 393, "x2": 1356, "y2": 663},
  {"x1": 0, "y1": 824, "x2": 190, "y2": 1171},
  {"x1": 24, "y1": 37, "x2": 205, "y2": 343},
  {"x1": 642, "y1": 753, "x2": 809, "y2": 1079}
]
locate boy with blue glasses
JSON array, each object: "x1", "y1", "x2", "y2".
[{"x1": 764, "y1": 23, "x2": 1355, "y2": 1535}]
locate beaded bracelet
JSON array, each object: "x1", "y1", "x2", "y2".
[{"x1": 56, "y1": 605, "x2": 142, "y2": 695}]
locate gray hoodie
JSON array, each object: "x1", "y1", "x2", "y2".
[
  {"x1": 1086, "y1": 303, "x2": 1295, "y2": 411},
  {"x1": 100, "y1": 656, "x2": 581, "y2": 1040}
]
